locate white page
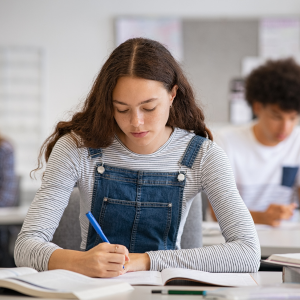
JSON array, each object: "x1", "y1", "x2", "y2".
[
  {"x1": 2, "y1": 276, "x2": 132, "y2": 300},
  {"x1": 0, "y1": 267, "x2": 37, "y2": 279},
  {"x1": 269, "y1": 253, "x2": 300, "y2": 264},
  {"x1": 101, "y1": 271, "x2": 163, "y2": 285},
  {"x1": 161, "y1": 268, "x2": 256, "y2": 287},
  {"x1": 8, "y1": 269, "x2": 124, "y2": 291}
]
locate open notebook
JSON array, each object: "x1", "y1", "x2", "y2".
[
  {"x1": 0, "y1": 268, "x2": 133, "y2": 299},
  {"x1": 262, "y1": 253, "x2": 300, "y2": 267},
  {"x1": 105, "y1": 268, "x2": 257, "y2": 287}
]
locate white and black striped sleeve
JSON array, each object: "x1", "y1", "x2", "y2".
[
  {"x1": 14, "y1": 135, "x2": 81, "y2": 271},
  {"x1": 147, "y1": 143, "x2": 261, "y2": 272}
]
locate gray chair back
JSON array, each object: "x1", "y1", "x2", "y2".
[
  {"x1": 181, "y1": 193, "x2": 202, "y2": 249},
  {"x1": 52, "y1": 188, "x2": 81, "y2": 251},
  {"x1": 52, "y1": 188, "x2": 202, "y2": 250}
]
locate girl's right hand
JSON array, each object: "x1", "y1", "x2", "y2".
[
  {"x1": 75, "y1": 243, "x2": 130, "y2": 277},
  {"x1": 48, "y1": 243, "x2": 129, "y2": 278}
]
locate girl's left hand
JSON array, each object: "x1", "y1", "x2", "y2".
[{"x1": 121, "y1": 253, "x2": 150, "y2": 274}]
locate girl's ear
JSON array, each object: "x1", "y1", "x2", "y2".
[{"x1": 170, "y1": 85, "x2": 178, "y2": 106}]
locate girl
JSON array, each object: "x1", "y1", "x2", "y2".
[{"x1": 15, "y1": 38, "x2": 260, "y2": 277}]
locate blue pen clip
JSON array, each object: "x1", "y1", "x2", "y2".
[{"x1": 86, "y1": 211, "x2": 125, "y2": 270}]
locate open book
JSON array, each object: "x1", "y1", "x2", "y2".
[
  {"x1": 262, "y1": 253, "x2": 300, "y2": 268},
  {"x1": 0, "y1": 268, "x2": 133, "y2": 299},
  {"x1": 106, "y1": 268, "x2": 257, "y2": 287}
]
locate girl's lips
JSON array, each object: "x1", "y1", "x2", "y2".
[{"x1": 131, "y1": 131, "x2": 148, "y2": 138}]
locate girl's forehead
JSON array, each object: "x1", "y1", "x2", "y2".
[{"x1": 112, "y1": 77, "x2": 168, "y2": 104}]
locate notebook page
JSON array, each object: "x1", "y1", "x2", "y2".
[
  {"x1": 3, "y1": 275, "x2": 132, "y2": 300},
  {"x1": 161, "y1": 268, "x2": 257, "y2": 287},
  {"x1": 269, "y1": 253, "x2": 300, "y2": 264},
  {"x1": 0, "y1": 267, "x2": 37, "y2": 279},
  {"x1": 8, "y1": 269, "x2": 125, "y2": 291},
  {"x1": 101, "y1": 271, "x2": 163, "y2": 285}
]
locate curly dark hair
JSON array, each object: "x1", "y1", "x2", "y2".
[
  {"x1": 245, "y1": 58, "x2": 300, "y2": 113},
  {"x1": 32, "y1": 38, "x2": 212, "y2": 175}
]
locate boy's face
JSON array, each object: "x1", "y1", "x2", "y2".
[{"x1": 253, "y1": 102, "x2": 299, "y2": 146}]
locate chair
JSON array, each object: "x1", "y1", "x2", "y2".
[
  {"x1": 52, "y1": 188, "x2": 202, "y2": 250},
  {"x1": 52, "y1": 188, "x2": 81, "y2": 251},
  {"x1": 181, "y1": 193, "x2": 202, "y2": 249}
]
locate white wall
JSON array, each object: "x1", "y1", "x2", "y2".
[{"x1": 1, "y1": 0, "x2": 300, "y2": 191}]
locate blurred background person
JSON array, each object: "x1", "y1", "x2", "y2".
[
  {"x1": 0, "y1": 133, "x2": 17, "y2": 207},
  {"x1": 0, "y1": 132, "x2": 18, "y2": 267},
  {"x1": 215, "y1": 59, "x2": 300, "y2": 227}
]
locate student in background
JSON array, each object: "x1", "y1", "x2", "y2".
[
  {"x1": 0, "y1": 133, "x2": 17, "y2": 207},
  {"x1": 215, "y1": 59, "x2": 300, "y2": 227},
  {"x1": 0, "y1": 133, "x2": 18, "y2": 267},
  {"x1": 15, "y1": 38, "x2": 260, "y2": 277}
]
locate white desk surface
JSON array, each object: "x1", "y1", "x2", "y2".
[
  {"x1": 0, "y1": 206, "x2": 29, "y2": 225},
  {"x1": 203, "y1": 221, "x2": 300, "y2": 257},
  {"x1": 0, "y1": 272, "x2": 282, "y2": 300}
]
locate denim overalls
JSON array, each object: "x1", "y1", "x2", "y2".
[{"x1": 85, "y1": 135, "x2": 206, "y2": 253}]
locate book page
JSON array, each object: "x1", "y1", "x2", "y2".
[
  {"x1": 1, "y1": 276, "x2": 132, "y2": 300},
  {"x1": 101, "y1": 271, "x2": 163, "y2": 286},
  {"x1": 161, "y1": 268, "x2": 257, "y2": 287},
  {"x1": 7, "y1": 269, "x2": 124, "y2": 291},
  {"x1": 268, "y1": 253, "x2": 300, "y2": 265},
  {"x1": 0, "y1": 267, "x2": 37, "y2": 279}
]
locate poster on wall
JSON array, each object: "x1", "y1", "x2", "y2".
[
  {"x1": 115, "y1": 18, "x2": 183, "y2": 61},
  {"x1": 260, "y1": 18, "x2": 300, "y2": 59}
]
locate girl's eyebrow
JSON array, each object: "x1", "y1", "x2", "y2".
[{"x1": 113, "y1": 98, "x2": 158, "y2": 106}]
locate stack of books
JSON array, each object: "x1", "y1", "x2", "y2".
[{"x1": 262, "y1": 253, "x2": 300, "y2": 283}]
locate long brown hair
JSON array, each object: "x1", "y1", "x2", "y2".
[
  {"x1": 33, "y1": 38, "x2": 212, "y2": 174},
  {"x1": 0, "y1": 131, "x2": 6, "y2": 146}
]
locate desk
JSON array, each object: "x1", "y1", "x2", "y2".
[
  {"x1": 0, "y1": 206, "x2": 29, "y2": 267},
  {"x1": 0, "y1": 272, "x2": 282, "y2": 300},
  {"x1": 0, "y1": 206, "x2": 29, "y2": 225},
  {"x1": 203, "y1": 222, "x2": 300, "y2": 257}
]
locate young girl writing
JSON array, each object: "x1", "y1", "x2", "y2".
[{"x1": 15, "y1": 38, "x2": 260, "y2": 277}]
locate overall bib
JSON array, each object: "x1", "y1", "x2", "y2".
[{"x1": 85, "y1": 135, "x2": 206, "y2": 253}]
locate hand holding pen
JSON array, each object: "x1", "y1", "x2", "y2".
[{"x1": 85, "y1": 211, "x2": 130, "y2": 277}]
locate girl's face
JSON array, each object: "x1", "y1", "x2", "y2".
[{"x1": 113, "y1": 76, "x2": 177, "y2": 154}]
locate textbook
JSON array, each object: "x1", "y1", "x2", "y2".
[
  {"x1": 283, "y1": 266, "x2": 300, "y2": 283},
  {"x1": 0, "y1": 267, "x2": 133, "y2": 299},
  {"x1": 107, "y1": 268, "x2": 257, "y2": 287},
  {"x1": 262, "y1": 253, "x2": 300, "y2": 267}
]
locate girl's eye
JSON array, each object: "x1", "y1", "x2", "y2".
[
  {"x1": 117, "y1": 109, "x2": 129, "y2": 113},
  {"x1": 144, "y1": 107, "x2": 156, "y2": 112}
]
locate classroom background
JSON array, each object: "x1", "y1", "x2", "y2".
[{"x1": 1, "y1": 0, "x2": 300, "y2": 267}]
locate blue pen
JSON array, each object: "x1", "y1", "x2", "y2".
[
  {"x1": 86, "y1": 211, "x2": 110, "y2": 243},
  {"x1": 86, "y1": 211, "x2": 125, "y2": 269}
]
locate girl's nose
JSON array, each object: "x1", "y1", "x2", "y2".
[{"x1": 130, "y1": 111, "x2": 144, "y2": 127}]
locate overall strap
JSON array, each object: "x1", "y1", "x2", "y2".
[
  {"x1": 180, "y1": 135, "x2": 207, "y2": 168},
  {"x1": 88, "y1": 148, "x2": 103, "y2": 159}
]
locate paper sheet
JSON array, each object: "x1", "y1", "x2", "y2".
[
  {"x1": 8, "y1": 270, "x2": 118, "y2": 291},
  {"x1": 103, "y1": 270, "x2": 163, "y2": 285},
  {"x1": 0, "y1": 267, "x2": 37, "y2": 279},
  {"x1": 161, "y1": 268, "x2": 257, "y2": 287}
]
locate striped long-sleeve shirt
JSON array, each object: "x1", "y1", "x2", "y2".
[{"x1": 15, "y1": 127, "x2": 260, "y2": 272}]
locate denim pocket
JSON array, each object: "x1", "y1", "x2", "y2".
[
  {"x1": 281, "y1": 166, "x2": 299, "y2": 187},
  {"x1": 97, "y1": 197, "x2": 172, "y2": 253}
]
